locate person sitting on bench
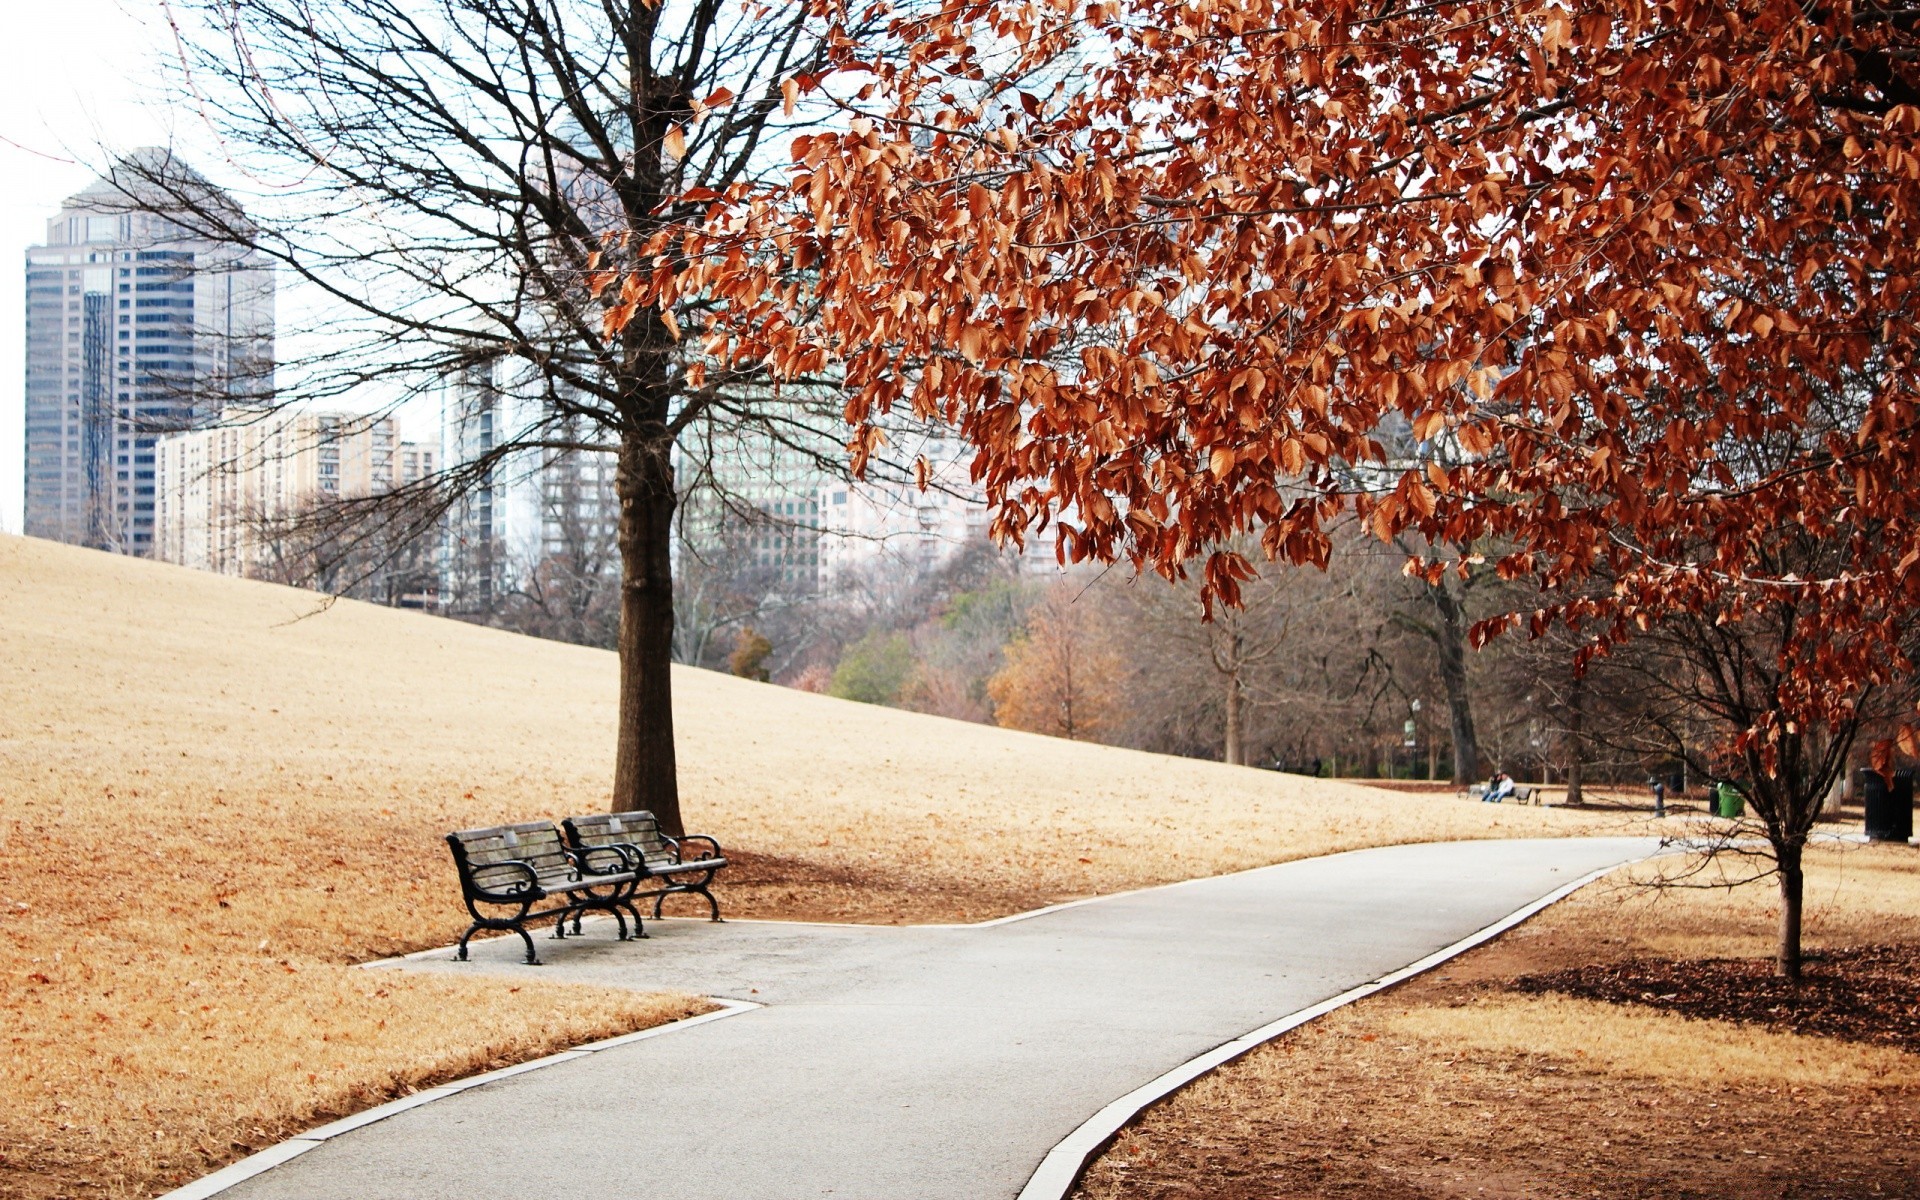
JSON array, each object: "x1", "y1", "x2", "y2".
[{"x1": 1484, "y1": 771, "x2": 1515, "y2": 803}]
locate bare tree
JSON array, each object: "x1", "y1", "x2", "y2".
[
  {"x1": 248, "y1": 489, "x2": 443, "y2": 606},
  {"x1": 671, "y1": 512, "x2": 820, "y2": 673},
  {"x1": 492, "y1": 467, "x2": 623, "y2": 648},
  {"x1": 125, "y1": 0, "x2": 910, "y2": 830}
]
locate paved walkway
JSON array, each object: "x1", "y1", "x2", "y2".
[{"x1": 220, "y1": 837, "x2": 1656, "y2": 1200}]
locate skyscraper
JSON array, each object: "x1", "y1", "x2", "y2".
[
  {"x1": 438, "y1": 356, "x2": 621, "y2": 615},
  {"x1": 22, "y1": 149, "x2": 274, "y2": 555}
]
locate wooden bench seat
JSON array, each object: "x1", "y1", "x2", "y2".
[
  {"x1": 445, "y1": 821, "x2": 645, "y2": 964},
  {"x1": 564, "y1": 811, "x2": 729, "y2": 922}
]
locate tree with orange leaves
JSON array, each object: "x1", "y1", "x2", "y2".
[
  {"x1": 987, "y1": 581, "x2": 1127, "y2": 740},
  {"x1": 732, "y1": 0, "x2": 1920, "y2": 975}
]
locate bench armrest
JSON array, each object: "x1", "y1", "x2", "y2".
[
  {"x1": 570, "y1": 844, "x2": 638, "y2": 876},
  {"x1": 667, "y1": 833, "x2": 724, "y2": 861}
]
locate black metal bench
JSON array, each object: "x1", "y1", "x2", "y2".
[
  {"x1": 563, "y1": 811, "x2": 729, "y2": 922},
  {"x1": 444, "y1": 821, "x2": 645, "y2": 964}
]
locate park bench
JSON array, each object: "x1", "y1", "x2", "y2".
[
  {"x1": 1465, "y1": 782, "x2": 1544, "y2": 805},
  {"x1": 445, "y1": 821, "x2": 644, "y2": 965},
  {"x1": 563, "y1": 811, "x2": 729, "y2": 922}
]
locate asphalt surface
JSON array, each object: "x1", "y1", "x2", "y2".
[{"x1": 219, "y1": 837, "x2": 1657, "y2": 1200}]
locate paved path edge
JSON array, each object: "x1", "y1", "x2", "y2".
[
  {"x1": 1014, "y1": 854, "x2": 1652, "y2": 1200},
  {"x1": 152, "y1": 999, "x2": 762, "y2": 1200}
]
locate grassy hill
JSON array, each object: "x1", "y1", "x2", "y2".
[{"x1": 0, "y1": 533, "x2": 1622, "y2": 1197}]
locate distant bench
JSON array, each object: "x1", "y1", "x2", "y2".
[
  {"x1": 445, "y1": 812, "x2": 728, "y2": 965},
  {"x1": 1465, "y1": 782, "x2": 1544, "y2": 805}
]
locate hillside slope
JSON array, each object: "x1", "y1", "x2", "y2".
[{"x1": 0, "y1": 532, "x2": 1610, "y2": 927}]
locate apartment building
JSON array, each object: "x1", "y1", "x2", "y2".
[{"x1": 153, "y1": 408, "x2": 432, "y2": 577}]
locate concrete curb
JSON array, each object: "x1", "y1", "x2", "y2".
[
  {"x1": 152, "y1": 998, "x2": 761, "y2": 1200},
  {"x1": 1013, "y1": 857, "x2": 1642, "y2": 1200}
]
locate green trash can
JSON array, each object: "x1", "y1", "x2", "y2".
[{"x1": 1716, "y1": 781, "x2": 1746, "y2": 818}]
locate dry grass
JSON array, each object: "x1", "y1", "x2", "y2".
[
  {"x1": 7, "y1": 963, "x2": 701, "y2": 1199},
  {"x1": 0, "y1": 533, "x2": 1631, "y2": 1198},
  {"x1": 1549, "y1": 841, "x2": 1920, "y2": 961},
  {"x1": 1384, "y1": 993, "x2": 1914, "y2": 1089},
  {"x1": 1075, "y1": 842, "x2": 1920, "y2": 1200}
]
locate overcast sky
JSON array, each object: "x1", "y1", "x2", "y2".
[
  {"x1": 0, "y1": 1, "x2": 166, "y2": 533},
  {"x1": 0, "y1": 1, "x2": 442, "y2": 537}
]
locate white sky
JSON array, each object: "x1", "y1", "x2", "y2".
[
  {"x1": 0, "y1": 0, "x2": 438, "y2": 536},
  {"x1": 0, "y1": 1, "x2": 169, "y2": 533}
]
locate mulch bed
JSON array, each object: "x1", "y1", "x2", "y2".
[{"x1": 1515, "y1": 943, "x2": 1920, "y2": 1054}]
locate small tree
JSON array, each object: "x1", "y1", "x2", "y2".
[
  {"x1": 987, "y1": 582, "x2": 1125, "y2": 741},
  {"x1": 727, "y1": 626, "x2": 774, "y2": 682},
  {"x1": 829, "y1": 631, "x2": 916, "y2": 706}
]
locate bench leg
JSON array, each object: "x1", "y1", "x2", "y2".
[
  {"x1": 455, "y1": 919, "x2": 543, "y2": 965},
  {"x1": 618, "y1": 900, "x2": 647, "y2": 939},
  {"x1": 653, "y1": 882, "x2": 724, "y2": 922},
  {"x1": 695, "y1": 884, "x2": 723, "y2": 922},
  {"x1": 560, "y1": 890, "x2": 642, "y2": 940},
  {"x1": 456, "y1": 895, "x2": 544, "y2": 964}
]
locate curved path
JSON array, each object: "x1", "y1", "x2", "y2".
[{"x1": 208, "y1": 837, "x2": 1657, "y2": 1200}]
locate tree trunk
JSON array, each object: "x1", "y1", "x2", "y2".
[
  {"x1": 1425, "y1": 578, "x2": 1482, "y2": 784},
  {"x1": 1223, "y1": 667, "x2": 1243, "y2": 766},
  {"x1": 1565, "y1": 673, "x2": 1586, "y2": 805},
  {"x1": 613, "y1": 431, "x2": 683, "y2": 834},
  {"x1": 1777, "y1": 840, "x2": 1804, "y2": 979},
  {"x1": 1060, "y1": 635, "x2": 1077, "y2": 740}
]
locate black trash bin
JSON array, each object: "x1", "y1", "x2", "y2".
[{"x1": 1860, "y1": 768, "x2": 1915, "y2": 843}]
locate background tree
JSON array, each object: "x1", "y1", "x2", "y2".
[
  {"x1": 247, "y1": 491, "x2": 443, "y2": 607},
  {"x1": 672, "y1": 513, "x2": 821, "y2": 675},
  {"x1": 490, "y1": 462, "x2": 624, "y2": 648},
  {"x1": 759, "y1": 0, "x2": 1920, "y2": 974},
  {"x1": 896, "y1": 567, "x2": 1035, "y2": 720},
  {"x1": 1389, "y1": 538, "x2": 1490, "y2": 785},
  {"x1": 728, "y1": 626, "x2": 774, "y2": 681},
  {"x1": 987, "y1": 580, "x2": 1126, "y2": 740},
  {"x1": 829, "y1": 630, "x2": 917, "y2": 705},
  {"x1": 1112, "y1": 546, "x2": 1341, "y2": 766}
]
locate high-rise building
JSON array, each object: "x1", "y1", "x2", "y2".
[
  {"x1": 153, "y1": 408, "x2": 433, "y2": 577},
  {"x1": 679, "y1": 416, "x2": 831, "y2": 595},
  {"x1": 438, "y1": 357, "x2": 620, "y2": 614},
  {"x1": 22, "y1": 149, "x2": 274, "y2": 555},
  {"x1": 397, "y1": 441, "x2": 437, "y2": 488},
  {"x1": 813, "y1": 433, "x2": 991, "y2": 587}
]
